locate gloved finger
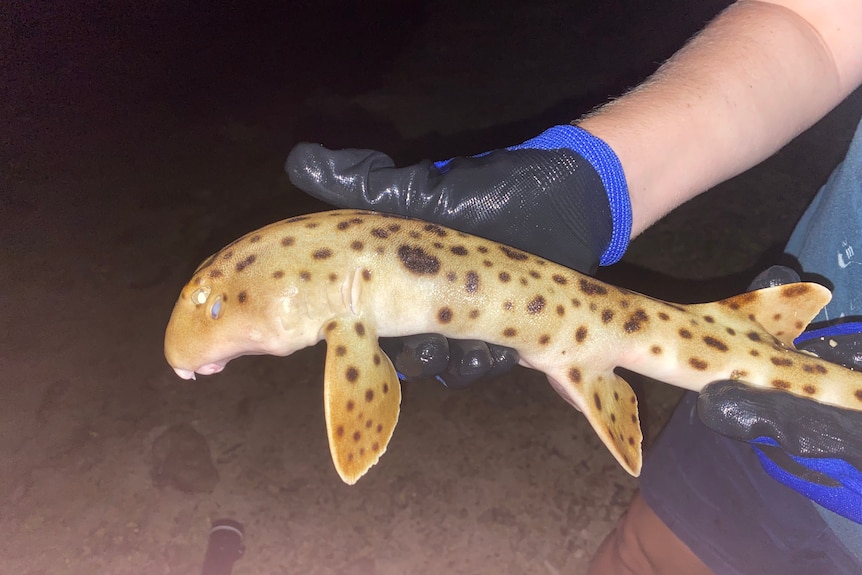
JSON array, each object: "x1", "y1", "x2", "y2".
[
  {"x1": 285, "y1": 143, "x2": 433, "y2": 214},
  {"x1": 753, "y1": 443, "x2": 842, "y2": 487},
  {"x1": 438, "y1": 340, "x2": 496, "y2": 390},
  {"x1": 797, "y1": 331, "x2": 862, "y2": 371},
  {"x1": 484, "y1": 343, "x2": 520, "y2": 378},
  {"x1": 437, "y1": 340, "x2": 520, "y2": 389},
  {"x1": 697, "y1": 379, "x2": 862, "y2": 469},
  {"x1": 747, "y1": 265, "x2": 801, "y2": 290},
  {"x1": 751, "y1": 442, "x2": 862, "y2": 523},
  {"x1": 379, "y1": 334, "x2": 450, "y2": 380}
]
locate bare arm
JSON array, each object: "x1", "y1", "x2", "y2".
[{"x1": 578, "y1": 0, "x2": 862, "y2": 237}]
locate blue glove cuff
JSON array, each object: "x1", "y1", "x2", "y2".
[
  {"x1": 794, "y1": 321, "x2": 862, "y2": 347},
  {"x1": 508, "y1": 125, "x2": 632, "y2": 266},
  {"x1": 752, "y1": 438, "x2": 862, "y2": 524}
]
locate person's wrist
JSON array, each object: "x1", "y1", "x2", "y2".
[{"x1": 508, "y1": 125, "x2": 632, "y2": 265}]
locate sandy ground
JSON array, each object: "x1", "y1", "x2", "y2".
[{"x1": 4, "y1": 1, "x2": 862, "y2": 573}]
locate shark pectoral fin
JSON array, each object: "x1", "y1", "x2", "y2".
[
  {"x1": 322, "y1": 315, "x2": 401, "y2": 485},
  {"x1": 549, "y1": 368, "x2": 643, "y2": 476},
  {"x1": 710, "y1": 282, "x2": 832, "y2": 346}
]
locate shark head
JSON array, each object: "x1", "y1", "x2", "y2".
[
  {"x1": 164, "y1": 269, "x2": 270, "y2": 379},
  {"x1": 164, "y1": 229, "x2": 314, "y2": 380}
]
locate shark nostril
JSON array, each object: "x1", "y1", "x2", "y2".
[{"x1": 191, "y1": 286, "x2": 211, "y2": 305}]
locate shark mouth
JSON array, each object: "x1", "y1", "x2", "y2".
[{"x1": 173, "y1": 362, "x2": 226, "y2": 380}]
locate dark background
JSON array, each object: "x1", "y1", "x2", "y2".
[{"x1": 4, "y1": 2, "x2": 862, "y2": 573}]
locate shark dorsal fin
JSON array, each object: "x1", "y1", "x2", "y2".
[{"x1": 709, "y1": 282, "x2": 831, "y2": 346}]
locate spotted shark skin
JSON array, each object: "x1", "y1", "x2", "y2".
[{"x1": 164, "y1": 210, "x2": 862, "y2": 484}]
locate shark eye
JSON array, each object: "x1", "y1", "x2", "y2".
[
  {"x1": 191, "y1": 287, "x2": 211, "y2": 305},
  {"x1": 210, "y1": 295, "x2": 223, "y2": 320}
]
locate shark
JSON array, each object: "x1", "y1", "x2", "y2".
[{"x1": 164, "y1": 209, "x2": 862, "y2": 484}]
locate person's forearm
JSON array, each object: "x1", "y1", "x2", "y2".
[{"x1": 577, "y1": 0, "x2": 862, "y2": 237}]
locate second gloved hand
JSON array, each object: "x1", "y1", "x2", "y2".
[{"x1": 697, "y1": 266, "x2": 862, "y2": 523}]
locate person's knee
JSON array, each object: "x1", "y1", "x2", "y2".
[
  {"x1": 607, "y1": 507, "x2": 654, "y2": 573},
  {"x1": 589, "y1": 500, "x2": 653, "y2": 574},
  {"x1": 589, "y1": 494, "x2": 714, "y2": 575}
]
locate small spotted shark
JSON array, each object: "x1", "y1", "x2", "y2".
[{"x1": 165, "y1": 210, "x2": 862, "y2": 484}]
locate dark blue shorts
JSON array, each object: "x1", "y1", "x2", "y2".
[{"x1": 641, "y1": 392, "x2": 860, "y2": 574}]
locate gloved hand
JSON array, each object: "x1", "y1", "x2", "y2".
[
  {"x1": 286, "y1": 125, "x2": 632, "y2": 387},
  {"x1": 697, "y1": 266, "x2": 862, "y2": 522}
]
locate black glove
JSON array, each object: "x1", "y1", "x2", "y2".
[
  {"x1": 697, "y1": 266, "x2": 862, "y2": 522},
  {"x1": 286, "y1": 126, "x2": 629, "y2": 386}
]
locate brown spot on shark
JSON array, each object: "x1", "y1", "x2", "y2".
[
  {"x1": 623, "y1": 309, "x2": 649, "y2": 333},
  {"x1": 579, "y1": 279, "x2": 608, "y2": 296},
  {"x1": 703, "y1": 336, "x2": 728, "y2": 351},
  {"x1": 438, "y1": 307, "x2": 453, "y2": 323},
  {"x1": 499, "y1": 245, "x2": 529, "y2": 261},
  {"x1": 397, "y1": 245, "x2": 440, "y2": 275},
  {"x1": 689, "y1": 358, "x2": 708, "y2": 370},
  {"x1": 575, "y1": 326, "x2": 588, "y2": 343},
  {"x1": 527, "y1": 295, "x2": 546, "y2": 314},
  {"x1": 423, "y1": 223, "x2": 448, "y2": 237},
  {"x1": 465, "y1": 271, "x2": 480, "y2": 293},
  {"x1": 235, "y1": 255, "x2": 256, "y2": 272}
]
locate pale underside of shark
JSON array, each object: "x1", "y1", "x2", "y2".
[{"x1": 164, "y1": 210, "x2": 862, "y2": 484}]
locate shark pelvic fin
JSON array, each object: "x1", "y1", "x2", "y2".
[
  {"x1": 548, "y1": 367, "x2": 643, "y2": 476},
  {"x1": 322, "y1": 314, "x2": 401, "y2": 484}
]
